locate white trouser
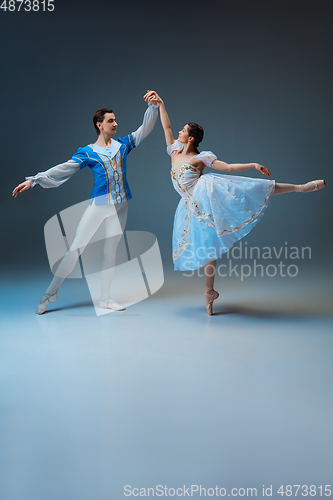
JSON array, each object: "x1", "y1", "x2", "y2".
[{"x1": 45, "y1": 199, "x2": 128, "y2": 300}]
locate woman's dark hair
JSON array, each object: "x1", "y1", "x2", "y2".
[
  {"x1": 187, "y1": 123, "x2": 204, "y2": 153},
  {"x1": 93, "y1": 108, "x2": 114, "y2": 135}
]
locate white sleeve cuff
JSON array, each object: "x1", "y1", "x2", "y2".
[{"x1": 148, "y1": 102, "x2": 159, "y2": 109}]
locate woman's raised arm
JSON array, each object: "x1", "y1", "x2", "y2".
[{"x1": 144, "y1": 91, "x2": 174, "y2": 147}]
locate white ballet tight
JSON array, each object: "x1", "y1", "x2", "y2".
[{"x1": 44, "y1": 199, "x2": 128, "y2": 300}]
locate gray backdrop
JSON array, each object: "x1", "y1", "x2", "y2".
[{"x1": 1, "y1": 0, "x2": 332, "y2": 270}]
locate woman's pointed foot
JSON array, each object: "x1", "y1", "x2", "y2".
[
  {"x1": 295, "y1": 180, "x2": 326, "y2": 193},
  {"x1": 37, "y1": 293, "x2": 58, "y2": 315},
  {"x1": 99, "y1": 298, "x2": 126, "y2": 311},
  {"x1": 205, "y1": 289, "x2": 219, "y2": 316}
]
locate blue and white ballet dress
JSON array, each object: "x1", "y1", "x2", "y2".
[{"x1": 168, "y1": 141, "x2": 275, "y2": 271}]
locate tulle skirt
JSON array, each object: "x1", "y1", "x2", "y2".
[{"x1": 172, "y1": 173, "x2": 275, "y2": 271}]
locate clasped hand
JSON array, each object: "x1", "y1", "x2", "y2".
[{"x1": 144, "y1": 90, "x2": 163, "y2": 106}]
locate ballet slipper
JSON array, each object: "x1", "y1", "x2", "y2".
[
  {"x1": 295, "y1": 180, "x2": 326, "y2": 193},
  {"x1": 36, "y1": 293, "x2": 58, "y2": 315},
  {"x1": 99, "y1": 298, "x2": 126, "y2": 311},
  {"x1": 205, "y1": 289, "x2": 219, "y2": 316}
]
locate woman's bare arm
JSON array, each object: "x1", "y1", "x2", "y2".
[
  {"x1": 211, "y1": 160, "x2": 271, "y2": 177},
  {"x1": 144, "y1": 91, "x2": 174, "y2": 147}
]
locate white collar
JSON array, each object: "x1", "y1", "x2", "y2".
[{"x1": 92, "y1": 139, "x2": 121, "y2": 160}]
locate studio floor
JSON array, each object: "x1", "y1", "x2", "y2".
[{"x1": 0, "y1": 266, "x2": 332, "y2": 500}]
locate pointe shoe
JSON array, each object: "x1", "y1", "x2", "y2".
[
  {"x1": 205, "y1": 289, "x2": 219, "y2": 316},
  {"x1": 36, "y1": 293, "x2": 58, "y2": 315},
  {"x1": 99, "y1": 298, "x2": 126, "y2": 311},
  {"x1": 295, "y1": 180, "x2": 326, "y2": 193}
]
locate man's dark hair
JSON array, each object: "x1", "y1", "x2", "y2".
[{"x1": 93, "y1": 108, "x2": 114, "y2": 135}]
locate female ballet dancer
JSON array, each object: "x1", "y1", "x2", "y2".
[
  {"x1": 144, "y1": 90, "x2": 326, "y2": 315},
  {"x1": 12, "y1": 98, "x2": 159, "y2": 314}
]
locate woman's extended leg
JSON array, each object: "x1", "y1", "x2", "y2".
[
  {"x1": 204, "y1": 260, "x2": 219, "y2": 316},
  {"x1": 99, "y1": 201, "x2": 128, "y2": 311},
  {"x1": 273, "y1": 180, "x2": 325, "y2": 194},
  {"x1": 37, "y1": 200, "x2": 111, "y2": 314}
]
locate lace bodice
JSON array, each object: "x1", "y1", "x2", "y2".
[
  {"x1": 170, "y1": 163, "x2": 203, "y2": 198},
  {"x1": 167, "y1": 141, "x2": 217, "y2": 198}
]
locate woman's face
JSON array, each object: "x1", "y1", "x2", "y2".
[
  {"x1": 98, "y1": 113, "x2": 118, "y2": 135},
  {"x1": 177, "y1": 124, "x2": 190, "y2": 143}
]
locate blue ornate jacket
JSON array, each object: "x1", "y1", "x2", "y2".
[{"x1": 70, "y1": 134, "x2": 136, "y2": 205}]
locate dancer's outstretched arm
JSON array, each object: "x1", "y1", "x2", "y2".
[
  {"x1": 144, "y1": 91, "x2": 174, "y2": 147},
  {"x1": 211, "y1": 159, "x2": 271, "y2": 177},
  {"x1": 12, "y1": 160, "x2": 81, "y2": 198}
]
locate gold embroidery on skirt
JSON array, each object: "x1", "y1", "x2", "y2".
[
  {"x1": 216, "y1": 181, "x2": 275, "y2": 235},
  {"x1": 172, "y1": 199, "x2": 190, "y2": 259}
]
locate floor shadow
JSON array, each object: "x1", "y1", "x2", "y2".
[
  {"x1": 44, "y1": 301, "x2": 93, "y2": 314},
  {"x1": 212, "y1": 303, "x2": 326, "y2": 319},
  {"x1": 174, "y1": 302, "x2": 331, "y2": 320},
  {"x1": 44, "y1": 301, "x2": 140, "y2": 317}
]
